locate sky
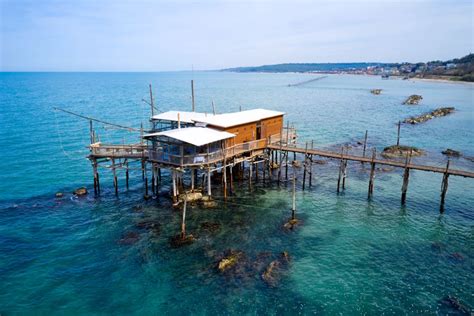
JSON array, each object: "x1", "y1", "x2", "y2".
[{"x1": 0, "y1": 0, "x2": 473, "y2": 71}]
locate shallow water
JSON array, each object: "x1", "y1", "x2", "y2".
[{"x1": 0, "y1": 72, "x2": 473, "y2": 314}]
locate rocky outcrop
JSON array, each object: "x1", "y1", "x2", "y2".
[
  {"x1": 404, "y1": 107, "x2": 455, "y2": 124},
  {"x1": 217, "y1": 250, "x2": 244, "y2": 272},
  {"x1": 370, "y1": 89, "x2": 382, "y2": 95},
  {"x1": 442, "y1": 149, "x2": 462, "y2": 157},
  {"x1": 402, "y1": 94, "x2": 423, "y2": 105},
  {"x1": 73, "y1": 187, "x2": 87, "y2": 196},
  {"x1": 261, "y1": 252, "x2": 291, "y2": 287},
  {"x1": 381, "y1": 145, "x2": 424, "y2": 158}
]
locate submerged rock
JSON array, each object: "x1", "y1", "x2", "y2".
[
  {"x1": 217, "y1": 250, "x2": 244, "y2": 272},
  {"x1": 73, "y1": 187, "x2": 87, "y2": 196},
  {"x1": 135, "y1": 219, "x2": 160, "y2": 232},
  {"x1": 261, "y1": 252, "x2": 291, "y2": 287},
  {"x1": 283, "y1": 218, "x2": 301, "y2": 230},
  {"x1": 169, "y1": 234, "x2": 195, "y2": 248},
  {"x1": 438, "y1": 295, "x2": 471, "y2": 315},
  {"x1": 118, "y1": 231, "x2": 140, "y2": 245},
  {"x1": 370, "y1": 89, "x2": 382, "y2": 95},
  {"x1": 201, "y1": 195, "x2": 217, "y2": 208},
  {"x1": 404, "y1": 107, "x2": 455, "y2": 124},
  {"x1": 402, "y1": 94, "x2": 423, "y2": 105},
  {"x1": 179, "y1": 191, "x2": 203, "y2": 203},
  {"x1": 55, "y1": 192, "x2": 64, "y2": 198},
  {"x1": 381, "y1": 145, "x2": 424, "y2": 159},
  {"x1": 442, "y1": 148, "x2": 462, "y2": 157},
  {"x1": 200, "y1": 221, "x2": 221, "y2": 233}
]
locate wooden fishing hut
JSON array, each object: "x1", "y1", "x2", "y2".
[{"x1": 144, "y1": 109, "x2": 287, "y2": 202}]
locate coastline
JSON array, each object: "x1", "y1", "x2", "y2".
[{"x1": 409, "y1": 77, "x2": 474, "y2": 86}]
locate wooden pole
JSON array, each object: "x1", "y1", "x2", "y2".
[
  {"x1": 172, "y1": 170, "x2": 177, "y2": 202},
  {"x1": 151, "y1": 163, "x2": 155, "y2": 194},
  {"x1": 440, "y1": 160, "x2": 450, "y2": 213},
  {"x1": 89, "y1": 120, "x2": 94, "y2": 144},
  {"x1": 149, "y1": 84, "x2": 155, "y2": 117},
  {"x1": 342, "y1": 147, "x2": 348, "y2": 190},
  {"x1": 401, "y1": 152, "x2": 411, "y2": 205},
  {"x1": 191, "y1": 80, "x2": 195, "y2": 112},
  {"x1": 211, "y1": 100, "x2": 216, "y2": 115},
  {"x1": 125, "y1": 160, "x2": 129, "y2": 190},
  {"x1": 249, "y1": 159, "x2": 253, "y2": 189},
  {"x1": 144, "y1": 162, "x2": 148, "y2": 198},
  {"x1": 397, "y1": 121, "x2": 401, "y2": 146},
  {"x1": 112, "y1": 158, "x2": 118, "y2": 196},
  {"x1": 309, "y1": 140, "x2": 314, "y2": 187},
  {"x1": 229, "y1": 164, "x2": 234, "y2": 195},
  {"x1": 255, "y1": 160, "x2": 259, "y2": 182},
  {"x1": 362, "y1": 130, "x2": 368, "y2": 160},
  {"x1": 92, "y1": 159, "x2": 98, "y2": 195},
  {"x1": 96, "y1": 169, "x2": 101, "y2": 195},
  {"x1": 278, "y1": 125, "x2": 283, "y2": 185},
  {"x1": 302, "y1": 142, "x2": 308, "y2": 190},
  {"x1": 181, "y1": 198, "x2": 187, "y2": 239},
  {"x1": 207, "y1": 168, "x2": 212, "y2": 197},
  {"x1": 191, "y1": 169, "x2": 195, "y2": 192},
  {"x1": 223, "y1": 160, "x2": 227, "y2": 200},
  {"x1": 368, "y1": 149, "x2": 376, "y2": 199},
  {"x1": 285, "y1": 121, "x2": 289, "y2": 180},
  {"x1": 337, "y1": 146, "x2": 344, "y2": 193},
  {"x1": 292, "y1": 169, "x2": 296, "y2": 220}
]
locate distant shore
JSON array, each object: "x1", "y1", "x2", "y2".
[{"x1": 409, "y1": 77, "x2": 474, "y2": 86}]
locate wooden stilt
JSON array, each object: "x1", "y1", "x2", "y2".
[
  {"x1": 207, "y1": 168, "x2": 212, "y2": 197},
  {"x1": 401, "y1": 152, "x2": 411, "y2": 205},
  {"x1": 285, "y1": 121, "x2": 289, "y2": 180},
  {"x1": 181, "y1": 198, "x2": 187, "y2": 239},
  {"x1": 92, "y1": 159, "x2": 98, "y2": 195},
  {"x1": 368, "y1": 149, "x2": 376, "y2": 199},
  {"x1": 229, "y1": 164, "x2": 234, "y2": 195},
  {"x1": 440, "y1": 160, "x2": 450, "y2": 213},
  {"x1": 302, "y1": 142, "x2": 308, "y2": 190},
  {"x1": 172, "y1": 170, "x2": 177, "y2": 202},
  {"x1": 397, "y1": 121, "x2": 401, "y2": 146},
  {"x1": 151, "y1": 163, "x2": 155, "y2": 194},
  {"x1": 362, "y1": 130, "x2": 368, "y2": 161},
  {"x1": 255, "y1": 160, "x2": 259, "y2": 182},
  {"x1": 144, "y1": 162, "x2": 148, "y2": 198},
  {"x1": 112, "y1": 158, "x2": 118, "y2": 196},
  {"x1": 223, "y1": 160, "x2": 227, "y2": 200},
  {"x1": 292, "y1": 169, "x2": 296, "y2": 220},
  {"x1": 278, "y1": 126, "x2": 283, "y2": 185},
  {"x1": 249, "y1": 160, "x2": 253, "y2": 189},
  {"x1": 125, "y1": 161, "x2": 129, "y2": 190},
  {"x1": 141, "y1": 159, "x2": 145, "y2": 180},
  {"x1": 191, "y1": 169, "x2": 195, "y2": 192},
  {"x1": 337, "y1": 147, "x2": 344, "y2": 193},
  {"x1": 342, "y1": 147, "x2": 348, "y2": 190},
  {"x1": 309, "y1": 140, "x2": 314, "y2": 187}
]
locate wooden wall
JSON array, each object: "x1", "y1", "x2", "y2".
[
  {"x1": 261, "y1": 115, "x2": 283, "y2": 139},
  {"x1": 212, "y1": 114, "x2": 284, "y2": 148}
]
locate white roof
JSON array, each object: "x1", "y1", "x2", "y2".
[
  {"x1": 193, "y1": 108, "x2": 284, "y2": 128},
  {"x1": 144, "y1": 127, "x2": 235, "y2": 147},
  {"x1": 151, "y1": 111, "x2": 213, "y2": 123}
]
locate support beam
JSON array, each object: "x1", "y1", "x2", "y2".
[
  {"x1": 285, "y1": 121, "x2": 289, "y2": 180},
  {"x1": 397, "y1": 121, "x2": 401, "y2": 146},
  {"x1": 125, "y1": 161, "x2": 129, "y2": 190},
  {"x1": 112, "y1": 158, "x2": 118, "y2": 196},
  {"x1": 207, "y1": 168, "x2": 212, "y2": 197},
  {"x1": 303, "y1": 142, "x2": 308, "y2": 191},
  {"x1": 401, "y1": 152, "x2": 411, "y2": 205},
  {"x1": 292, "y1": 170, "x2": 296, "y2": 220},
  {"x1": 440, "y1": 160, "x2": 450, "y2": 213},
  {"x1": 181, "y1": 198, "x2": 187, "y2": 239},
  {"x1": 368, "y1": 149, "x2": 376, "y2": 199},
  {"x1": 362, "y1": 130, "x2": 368, "y2": 161}
]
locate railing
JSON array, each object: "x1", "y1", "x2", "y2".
[
  {"x1": 148, "y1": 138, "x2": 269, "y2": 166},
  {"x1": 89, "y1": 142, "x2": 148, "y2": 158}
]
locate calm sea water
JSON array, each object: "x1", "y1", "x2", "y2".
[{"x1": 0, "y1": 72, "x2": 473, "y2": 315}]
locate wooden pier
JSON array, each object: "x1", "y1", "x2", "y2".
[{"x1": 267, "y1": 144, "x2": 474, "y2": 178}]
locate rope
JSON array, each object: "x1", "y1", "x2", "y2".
[{"x1": 53, "y1": 110, "x2": 86, "y2": 161}]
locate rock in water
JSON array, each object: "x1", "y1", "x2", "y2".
[
  {"x1": 442, "y1": 148, "x2": 462, "y2": 157},
  {"x1": 200, "y1": 221, "x2": 221, "y2": 233},
  {"x1": 55, "y1": 192, "x2": 64, "y2": 198},
  {"x1": 283, "y1": 218, "x2": 300, "y2": 230},
  {"x1": 402, "y1": 94, "x2": 423, "y2": 105},
  {"x1": 118, "y1": 231, "x2": 140, "y2": 245},
  {"x1": 404, "y1": 107, "x2": 455, "y2": 124},
  {"x1": 381, "y1": 145, "x2": 424, "y2": 159},
  {"x1": 169, "y1": 234, "x2": 195, "y2": 248},
  {"x1": 370, "y1": 89, "x2": 382, "y2": 95},
  {"x1": 73, "y1": 187, "x2": 87, "y2": 196},
  {"x1": 261, "y1": 252, "x2": 291, "y2": 287},
  {"x1": 217, "y1": 250, "x2": 244, "y2": 272}
]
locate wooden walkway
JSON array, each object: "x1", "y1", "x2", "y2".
[{"x1": 267, "y1": 144, "x2": 474, "y2": 178}]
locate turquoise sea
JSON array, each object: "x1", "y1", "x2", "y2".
[{"x1": 0, "y1": 72, "x2": 473, "y2": 315}]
